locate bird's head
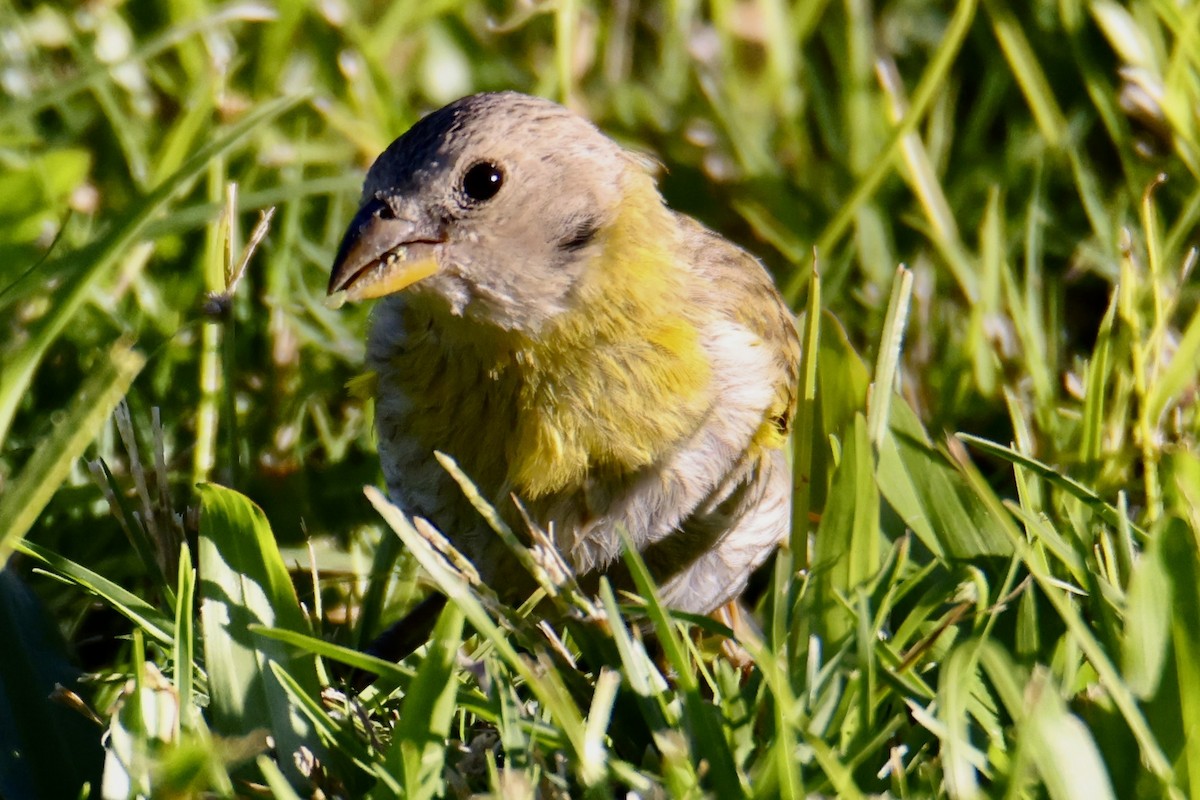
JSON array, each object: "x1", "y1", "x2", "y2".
[{"x1": 328, "y1": 92, "x2": 663, "y2": 333}]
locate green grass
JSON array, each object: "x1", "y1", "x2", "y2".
[{"x1": 3, "y1": 0, "x2": 1200, "y2": 796}]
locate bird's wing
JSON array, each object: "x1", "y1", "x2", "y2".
[
  {"x1": 644, "y1": 213, "x2": 800, "y2": 608},
  {"x1": 560, "y1": 215, "x2": 801, "y2": 610},
  {"x1": 676, "y1": 212, "x2": 801, "y2": 450}
]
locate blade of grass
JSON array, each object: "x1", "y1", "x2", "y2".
[
  {"x1": 983, "y1": 0, "x2": 1069, "y2": 146},
  {"x1": 196, "y1": 483, "x2": 325, "y2": 787},
  {"x1": 388, "y1": 601, "x2": 465, "y2": 800},
  {"x1": 173, "y1": 544, "x2": 196, "y2": 734},
  {"x1": 791, "y1": 265, "x2": 822, "y2": 557},
  {"x1": 1161, "y1": 517, "x2": 1200, "y2": 800},
  {"x1": 957, "y1": 434, "x2": 1147, "y2": 537},
  {"x1": 867, "y1": 265, "x2": 914, "y2": 446},
  {"x1": 813, "y1": 415, "x2": 880, "y2": 643},
  {"x1": 16, "y1": 540, "x2": 173, "y2": 645},
  {"x1": 0, "y1": 340, "x2": 144, "y2": 565},
  {"x1": 878, "y1": 60, "x2": 976, "y2": 300},
  {"x1": 266, "y1": 661, "x2": 380, "y2": 784}
]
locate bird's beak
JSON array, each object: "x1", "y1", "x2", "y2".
[{"x1": 327, "y1": 197, "x2": 444, "y2": 302}]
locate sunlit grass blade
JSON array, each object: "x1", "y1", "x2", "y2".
[
  {"x1": 253, "y1": 624, "x2": 505, "y2": 729},
  {"x1": 983, "y1": 0, "x2": 1069, "y2": 146},
  {"x1": 804, "y1": 734, "x2": 865, "y2": 800},
  {"x1": 173, "y1": 544, "x2": 196, "y2": 734},
  {"x1": 387, "y1": 601, "x2": 465, "y2": 800},
  {"x1": 878, "y1": 62, "x2": 975, "y2": 300},
  {"x1": 957, "y1": 434, "x2": 1147, "y2": 537},
  {"x1": 265, "y1": 661, "x2": 378, "y2": 785},
  {"x1": 16, "y1": 539, "x2": 174, "y2": 645},
  {"x1": 1144, "y1": 288, "x2": 1200, "y2": 429},
  {"x1": 867, "y1": 264, "x2": 914, "y2": 445},
  {"x1": 1161, "y1": 518, "x2": 1200, "y2": 800},
  {"x1": 0, "y1": 340, "x2": 144, "y2": 565},
  {"x1": 790, "y1": 264, "x2": 822, "y2": 556},
  {"x1": 1120, "y1": 520, "x2": 1170, "y2": 699},
  {"x1": 257, "y1": 755, "x2": 305, "y2": 800},
  {"x1": 813, "y1": 415, "x2": 880, "y2": 643},
  {"x1": 1079, "y1": 291, "x2": 1119, "y2": 472},
  {"x1": 196, "y1": 483, "x2": 325, "y2": 787}
]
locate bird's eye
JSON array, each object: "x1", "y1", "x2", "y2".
[{"x1": 461, "y1": 161, "x2": 504, "y2": 203}]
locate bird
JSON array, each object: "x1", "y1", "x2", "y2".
[{"x1": 328, "y1": 91, "x2": 800, "y2": 664}]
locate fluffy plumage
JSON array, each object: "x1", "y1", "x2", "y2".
[{"x1": 330, "y1": 91, "x2": 799, "y2": 618}]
